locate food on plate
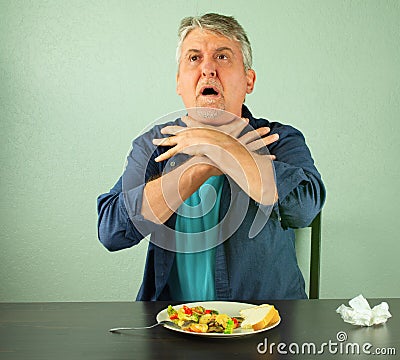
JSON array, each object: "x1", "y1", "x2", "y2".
[
  {"x1": 165, "y1": 303, "x2": 280, "y2": 334},
  {"x1": 240, "y1": 304, "x2": 280, "y2": 331},
  {"x1": 166, "y1": 305, "x2": 241, "y2": 334}
]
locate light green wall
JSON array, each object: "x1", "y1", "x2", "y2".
[{"x1": 1, "y1": 0, "x2": 399, "y2": 301}]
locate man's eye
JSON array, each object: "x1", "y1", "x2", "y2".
[
  {"x1": 217, "y1": 54, "x2": 228, "y2": 60},
  {"x1": 189, "y1": 55, "x2": 199, "y2": 62}
]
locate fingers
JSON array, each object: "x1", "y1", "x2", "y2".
[
  {"x1": 239, "y1": 127, "x2": 279, "y2": 144},
  {"x1": 160, "y1": 125, "x2": 185, "y2": 135},
  {"x1": 246, "y1": 139, "x2": 268, "y2": 152},
  {"x1": 239, "y1": 127, "x2": 270, "y2": 144},
  {"x1": 153, "y1": 121, "x2": 279, "y2": 162},
  {"x1": 246, "y1": 133, "x2": 279, "y2": 150},
  {"x1": 243, "y1": 127, "x2": 279, "y2": 161},
  {"x1": 152, "y1": 136, "x2": 178, "y2": 146},
  {"x1": 244, "y1": 139, "x2": 277, "y2": 159},
  {"x1": 263, "y1": 132, "x2": 279, "y2": 145},
  {"x1": 256, "y1": 127, "x2": 272, "y2": 137},
  {"x1": 154, "y1": 147, "x2": 178, "y2": 162}
]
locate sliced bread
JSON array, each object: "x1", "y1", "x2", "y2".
[{"x1": 240, "y1": 304, "x2": 280, "y2": 331}]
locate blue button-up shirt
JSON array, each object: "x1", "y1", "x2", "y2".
[{"x1": 97, "y1": 105, "x2": 325, "y2": 301}]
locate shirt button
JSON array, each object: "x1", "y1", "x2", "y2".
[{"x1": 170, "y1": 161, "x2": 175, "y2": 167}]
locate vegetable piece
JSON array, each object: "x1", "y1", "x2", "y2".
[
  {"x1": 166, "y1": 305, "x2": 234, "y2": 333},
  {"x1": 183, "y1": 305, "x2": 192, "y2": 315},
  {"x1": 232, "y1": 317, "x2": 238, "y2": 328},
  {"x1": 224, "y1": 319, "x2": 234, "y2": 334},
  {"x1": 215, "y1": 314, "x2": 230, "y2": 328},
  {"x1": 192, "y1": 306, "x2": 206, "y2": 315},
  {"x1": 167, "y1": 305, "x2": 178, "y2": 320},
  {"x1": 177, "y1": 307, "x2": 200, "y2": 322},
  {"x1": 208, "y1": 325, "x2": 223, "y2": 333},
  {"x1": 189, "y1": 313, "x2": 200, "y2": 322},
  {"x1": 189, "y1": 323, "x2": 208, "y2": 333},
  {"x1": 180, "y1": 320, "x2": 196, "y2": 330},
  {"x1": 199, "y1": 313, "x2": 212, "y2": 324}
]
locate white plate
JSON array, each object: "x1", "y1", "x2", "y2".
[{"x1": 156, "y1": 301, "x2": 280, "y2": 338}]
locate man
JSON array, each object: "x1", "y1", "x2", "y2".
[{"x1": 97, "y1": 13, "x2": 325, "y2": 301}]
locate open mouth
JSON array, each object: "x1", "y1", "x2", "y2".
[{"x1": 200, "y1": 86, "x2": 220, "y2": 96}]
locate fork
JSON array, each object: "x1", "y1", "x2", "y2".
[{"x1": 109, "y1": 320, "x2": 179, "y2": 333}]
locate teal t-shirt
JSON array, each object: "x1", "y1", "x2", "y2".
[{"x1": 168, "y1": 175, "x2": 224, "y2": 301}]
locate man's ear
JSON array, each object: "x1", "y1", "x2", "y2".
[
  {"x1": 246, "y1": 69, "x2": 256, "y2": 94},
  {"x1": 176, "y1": 72, "x2": 181, "y2": 95}
]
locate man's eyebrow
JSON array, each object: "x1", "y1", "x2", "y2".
[
  {"x1": 184, "y1": 47, "x2": 234, "y2": 54},
  {"x1": 185, "y1": 49, "x2": 201, "y2": 54},
  {"x1": 215, "y1": 46, "x2": 234, "y2": 53}
]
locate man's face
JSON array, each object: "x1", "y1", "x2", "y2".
[{"x1": 176, "y1": 28, "x2": 256, "y2": 117}]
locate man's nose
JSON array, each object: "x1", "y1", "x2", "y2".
[{"x1": 201, "y1": 58, "x2": 217, "y2": 77}]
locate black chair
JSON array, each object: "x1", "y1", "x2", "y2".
[{"x1": 308, "y1": 212, "x2": 322, "y2": 299}]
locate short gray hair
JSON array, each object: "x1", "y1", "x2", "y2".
[{"x1": 176, "y1": 13, "x2": 253, "y2": 71}]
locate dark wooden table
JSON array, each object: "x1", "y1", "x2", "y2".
[{"x1": 0, "y1": 299, "x2": 398, "y2": 359}]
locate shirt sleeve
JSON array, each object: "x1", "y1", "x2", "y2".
[
  {"x1": 269, "y1": 123, "x2": 326, "y2": 229},
  {"x1": 97, "y1": 130, "x2": 165, "y2": 252}
]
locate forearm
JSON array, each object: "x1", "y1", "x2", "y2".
[
  {"x1": 141, "y1": 156, "x2": 220, "y2": 224},
  {"x1": 203, "y1": 139, "x2": 277, "y2": 205},
  {"x1": 97, "y1": 179, "x2": 145, "y2": 251}
]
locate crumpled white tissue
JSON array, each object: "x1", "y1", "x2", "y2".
[{"x1": 336, "y1": 294, "x2": 392, "y2": 326}]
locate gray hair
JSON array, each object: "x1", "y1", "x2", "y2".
[{"x1": 176, "y1": 13, "x2": 253, "y2": 71}]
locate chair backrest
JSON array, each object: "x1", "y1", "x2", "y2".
[
  {"x1": 308, "y1": 212, "x2": 322, "y2": 299},
  {"x1": 294, "y1": 212, "x2": 322, "y2": 299}
]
